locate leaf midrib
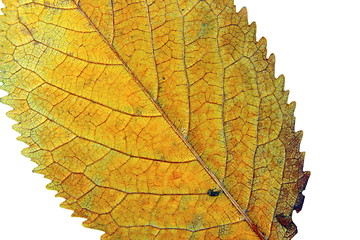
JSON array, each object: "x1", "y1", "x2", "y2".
[{"x1": 70, "y1": 1, "x2": 265, "y2": 239}]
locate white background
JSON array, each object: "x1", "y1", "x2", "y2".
[{"x1": 1, "y1": 0, "x2": 359, "y2": 239}]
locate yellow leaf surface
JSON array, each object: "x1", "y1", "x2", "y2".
[{"x1": 0, "y1": 0, "x2": 309, "y2": 239}]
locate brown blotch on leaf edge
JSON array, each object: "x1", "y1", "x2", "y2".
[
  {"x1": 276, "y1": 213, "x2": 298, "y2": 238},
  {"x1": 294, "y1": 171, "x2": 310, "y2": 213}
]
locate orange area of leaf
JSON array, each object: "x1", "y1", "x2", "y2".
[{"x1": 0, "y1": 0, "x2": 309, "y2": 239}]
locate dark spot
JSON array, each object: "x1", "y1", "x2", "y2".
[{"x1": 207, "y1": 188, "x2": 221, "y2": 196}]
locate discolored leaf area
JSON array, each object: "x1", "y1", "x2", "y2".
[{"x1": 0, "y1": 0, "x2": 309, "y2": 239}]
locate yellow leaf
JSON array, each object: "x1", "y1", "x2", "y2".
[{"x1": 0, "y1": 0, "x2": 309, "y2": 239}]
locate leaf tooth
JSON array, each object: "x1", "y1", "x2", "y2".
[
  {"x1": 248, "y1": 21, "x2": 257, "y2": 41},
  {"x1": 101, "y1": 233, "x2": 112, "y2": 240},
  {"x1": 288, "y1": 100, "x2": 296, "y2": 110},
  {"x1": 238, "y1": 7, "x2": 249, "y2": 26},
  {"x1": 82, "y1": 219, "x2": 93, "y2": 227},
  {"x1": 30, "y1": 158, "x2": 42, "y2": 166},
  {"x1": 83, "y1": 215, "x2": 113, "y2": 237},
  {"x1": 275, "y1": 90, "x2": 289, "y2": 110},
  {"x1": 0, "y1": 8, "x2": 9, "y2": 17},
  {"x1": 32, "y1": 167, "x2": 46, "y2": 175},
  {"x1": 297, "y1": 170, "x2": 310, "y2": 191},
  {"x1": 0, "y1": 14, "x2": 7, "y2": 22},
  {"x1": 1, "y1": 0, "x2": 19, "y2": 9},
  {"x1": 267, "y1": 53, "x2": 276, "y2": 75},
  {"x1": 82, "y1": 214, "x2": 101, "y2": 229},
  {"x1": 293, "y1": 151, "x2": 306, "y2": 173},
  {"x1": 1, "y1": 95, "x2": 15, "y2": 106},
  {"x1": 287, "y1": 101, "x2": 297, "y2": 121},
  {"x1": 60, "y1": 201, "x2": 74, "y2": 211},
  {"x1": 72, "y1": 206, "x2": 90, "y2": 219},
  {"x1": 280, "y1": 100, "x2": 296, "y2": 132},
  {"x1": 276, "y1": 74, "x2": 286, "y2": 91},
  {"x1": 0, "y1": 80, "x2": 12, "y2": 92},
  {"x1": 74, "y1": 209, "x2": 92, "y2": 219},
  {"x1": 60, "y1": 197, "x2": 102, "y2": 232},
  {"x1": 72, "y1": 212, "x2": 84, "y2": 218},
  {"x1": 12, "y1": 122, "x2": 24, "y2": 132},
  {"x1": 257, "y1": 36, "x2": 268, "y2": 58},
  {"x1": 21, "y1": 146, "x2": 33, "y2": 158},
  {"x1": 16, "y1": 135, "x2": 33, "y2": 146},
  {"x1": 54, "y1": 192, "x2": 62, "y2": 198},
  {"x1": 287, "y1": 131, "x2": 303, "y2": 156},
  {"x1": 32, "y1": 165, "x2": 46, "y2": 173},
  {"x1": 45, "y1": 182, "x2": 59, "y2": 191},
  {"x1": 282, "y1": 89, "x2": 290, "y2": 103},
  {"x1": 295, "y1": 130, "x2": 304, "y2": 142}
]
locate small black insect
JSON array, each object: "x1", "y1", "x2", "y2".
[{"x1": 207, "y1": 188, "x2": 222, "y2": 197}]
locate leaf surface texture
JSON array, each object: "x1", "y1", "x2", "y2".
[{"x1": 0, "y1": 0, "x2": 309, "y2": 239}]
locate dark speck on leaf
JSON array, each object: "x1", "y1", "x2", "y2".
[{"x1": 207, "y1": 188, "x2": 221, "y2": 196}]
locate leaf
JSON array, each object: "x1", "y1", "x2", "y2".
[{"x1": 0, "y1": 0, "x2": 309, "y2": 239}]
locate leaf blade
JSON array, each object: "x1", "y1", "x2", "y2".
[{"x1": 0, "y1": 0, "x2": 309, "y2": 239}]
